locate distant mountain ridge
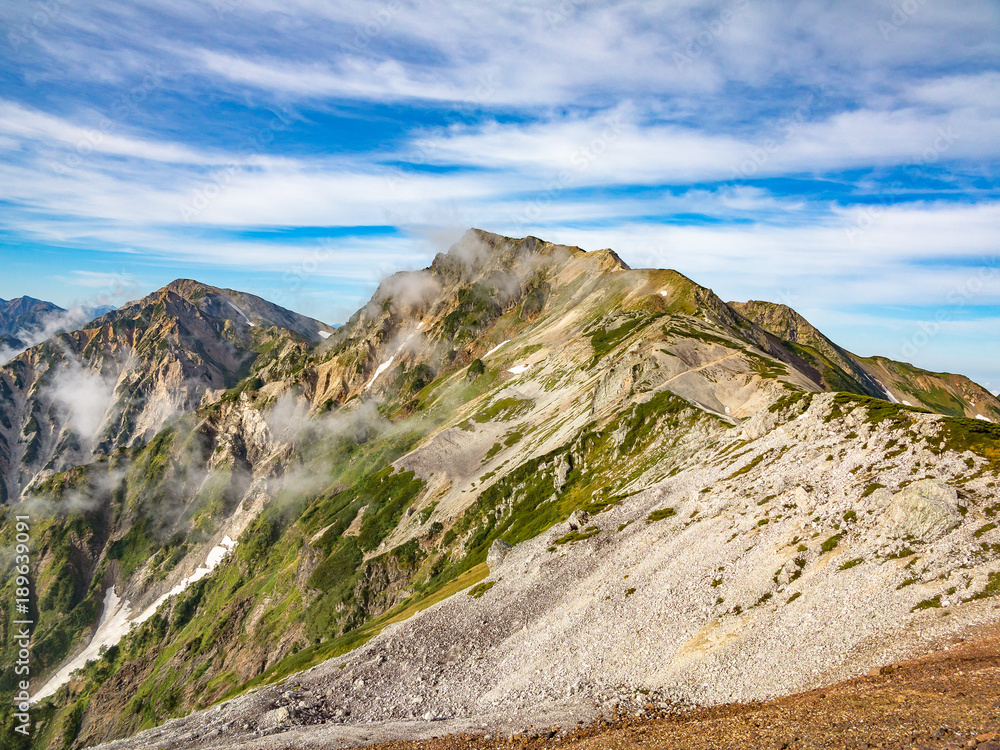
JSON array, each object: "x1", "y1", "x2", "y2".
[
  {"x1": 729, "y1": 299, "x2": 1000, "y2": 422},
  {"x1": 0, "y1": 296, "x2": 64, "y2": 336},
  {"x1": 0, "y1": 296, "x2": 116, "y2": 364},
  {"x1": 0, "y1": 280, "x2": 335, "y2": 503}
]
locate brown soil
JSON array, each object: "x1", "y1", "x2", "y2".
[{"x1": 363, "y1": 624, "x2": 1000, "y2": 750}]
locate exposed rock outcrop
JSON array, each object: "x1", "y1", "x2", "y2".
[{"x1": 883, "y1": 479, "x2": 962, "y2": 541}]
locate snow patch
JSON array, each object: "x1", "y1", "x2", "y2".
[
  {"x1": 659, "y1": 290, "x2": 668, "y2": 296},
  {"x1": 32, "y1": 588, "x2": 134, "y2": 702},
  {"x1": 318, "y1": 330, "x2": 331, "y2": 339},
  {"x1": 365, "y1": 356, "x2": 395, "y2": 390},
  {"x1": 507, "y1": 364, "x2": 530, "y2": 375},
  {"x1": 196, "y1": 536, "x2": 237, "y2": 579},
  {"x1": 32, "y1": 537, "x2": 238, "y2": 703},
  {"x1": 484, "y1": 340, "x2": 510, "y2": 358},
  {"x1": 976, "y1": 414, "x2": 994, "y2": 423},
  {"x1": 873, "y1": 379, "x2": 899, "y2": 404},
  {"x1": 132, "y1": 536, "x2": 237, "y2": 627},
  {"x1": 365, "y1": 326, "x2": 425, "y2": 390},
  {"x1": 227, "y1": 301, "x2": 255, "y2": 326},
  {"x1": 902, "y1": 400, "x2": 912, "y2": 406}
]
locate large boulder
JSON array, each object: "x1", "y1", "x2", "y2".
[
  {"x1": 883, "y1": 479, "x2": 961, "y2": 541},
  {"x1": 258, "y1": 706, "x2": 292, "y2": 730},
  {"x1": 486, "y1": 538, "x2": 512, "y2": 571},
  {"x1": 567, "y1": 510, "x2": 590, "y2": 531}
]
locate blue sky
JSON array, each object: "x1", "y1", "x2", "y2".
[{"x1": 0, "y1": 1, "x2": 998, "y2": 391}]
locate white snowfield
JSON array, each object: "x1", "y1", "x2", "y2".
[
  {"x1": 31, "y1": 588, "x2": 134, "y2": 703},
  {"x1": 227, "y1": 301, "x2": 255, "y2": 327},
  {"x1": 976, "y1": 414, "x2": 994, "y2": 422},
  {"x1": 318, "y1": 331, "x2": 331, "y2": 339},
  {"x1": 483, "y1": 340, "x2": 510, "y2": 358},
  {"x1": 364, "y1": 324, "x2": 424, "y2": 391},
  {"x1": 873, "y1": 379, "x2": 899, "y2": 404},
  {"x1": 364, "y1": 357, "x2": 395, "y2": 390},
  {"x1": 507, "y1": 364, "x2": 530, "y2": 374},
  {"x1": 31, "y1": 536, "x2": 237, "y2": 703}
]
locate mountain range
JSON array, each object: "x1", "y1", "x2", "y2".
[{"x1": 0, "y1": 230, "x2": 997, "y2": 750}]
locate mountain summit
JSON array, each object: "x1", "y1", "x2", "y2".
[{"x1": 0, "y1": 296, "x2": 64, "y2": 337}]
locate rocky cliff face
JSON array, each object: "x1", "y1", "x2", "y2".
[{"x1": 0, "y1": 230, "x2": 997, "y2": 750}]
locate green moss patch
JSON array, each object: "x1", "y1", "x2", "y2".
[
  {"x1": 646, "y1": 508, "x2": 677, "y2": 523},
  {"x1": 554, "y1": 526, "x2": 601, "y2": 545},
  {"x1": 821, "y1": 534, "x2": 842, "y2": 553},
  {"x1": 473, "y1": 396, "x2": 535, "y2": 424},
  {"x1": 467, "y1": 580, "x2": 497, "y2": 599}
]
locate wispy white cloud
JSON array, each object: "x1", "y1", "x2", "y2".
[
  {"x1": 168, "y1": 1, "x2": 1000, "y2": 112},
  {"x1": 410, "y1": 102, "x2": 999, "y2": 184},
  {"x1": 0, "y1": 102, "x2": 218, "y2": 164},
  {"x1": 0, "y1": 0, "x2": 998, "y2": 384},
  {"x1": 194, "y1": 50, "x2": 470, "y2": 103},
  {"x1": 55, "y1": 270, "x2": 139, "y2": 289}
]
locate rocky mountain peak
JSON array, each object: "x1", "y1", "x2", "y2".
[
  {"x1": 0, "y1": 295, "x2": 64, "y2": 336},
  {"x1": 119, "y1": 278, "x2": 334, "y2": 343},
  {"x1": 0, "y1": 278, "x2": 335, "y2": 502},
  {"x1": 160, "y1": 277, "x2": 216, "y2": 299},
  {"x1": 728, "y1": 299, "x2": 815, "y2": 343},
  {"x1": 427, "y1": 229, "x2": 588, "y2": 282}
]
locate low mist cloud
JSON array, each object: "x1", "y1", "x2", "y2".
[
  {"x1": 46, "y1": 357, "x2": 118, "y2": 445},
  {"x1": 19, "y1": 466, "x2": 125, "y2": 518},
  {"x1": 266, "y1": 392, "x2": 386, "y2": 447},
  {"x1": 373, "y1": 269, "x2": 443, "y2": 314}
]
